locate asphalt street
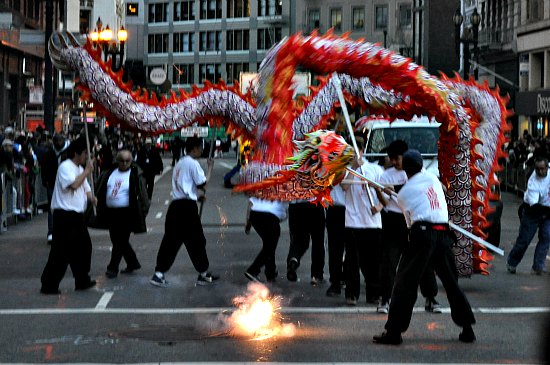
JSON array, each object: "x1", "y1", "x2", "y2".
[{"x1": 0, "y1": 155, "x2": 548, "y2": 364}]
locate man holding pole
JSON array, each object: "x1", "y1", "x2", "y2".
[
  {"x1": 373, "y1": 149, "x2": 476, "y2": 345},
  {"x1": 150, "y1": 136, "x2": 218, "y2": 287}
]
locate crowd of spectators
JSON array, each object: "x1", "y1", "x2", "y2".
[{"x1": 507, "y1": 130, "x2": 550, "y2": 169}]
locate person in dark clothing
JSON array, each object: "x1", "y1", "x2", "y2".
[
  {"x1": 40, "y1": 137, "x2": 97, "y2": 294},
  {"x1": 373, "y1": 150, "x2": 476, "y2": 345},
  {"x1": 171, "y1": 137, "x2": 184, "y2": 167},
  {"x1": 40, "y1": 134, "x2": 70, "y2": 244},
  {"x1": 92, "y1": 150, "x2": 150, "y2": 278},
  {"x1": 136, "y1": 137, "x2": 163, "y2": 199}
]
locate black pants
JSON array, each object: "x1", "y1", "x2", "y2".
[
  {"x1": 145, "y1": 174, "x2": 155, "y2": 200},
  {"x1": 41, "y1": 210, "x2": 93, "y2": 291},
  {"x1": 106, "y1": 207, "x2": 140, "y2": 272},
  {"x1": 385, "y1": 226, "x2": 475, "y2": 333},
  {"x1": 155, "y1": 199, "x2": 209, "y2": 274},
  {"x1": 380, "y1": 211, "x2": 438, "y2": 302},
  {"x1": 344, "y1": 227, "x2": 382, "y2": 301},
  {"x1": 326, "y1": 205, "x2": 346, "y2": 287},
  {"x1": 287, "y1": 202, "x2": 326, "y2": 278},
  {"x1": 247, "y1": 211, "x2": 280, "y2": 279}
]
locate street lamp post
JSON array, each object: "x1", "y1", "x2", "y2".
[
  {"x1": 453, "y1": 7, "x2": 481, "y2": 80},
  {"x1": 90, "y1": 17, "x2": 127, "y2": 71}
]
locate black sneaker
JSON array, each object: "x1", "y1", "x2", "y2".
[
  {"x1": 150, "y1": 272, "x2": 168, "y2": 287},
  {"x1": 121, "y1": 264, "x2": 141, "y2": 274},
  {"x1": 40, "y1": 287, "x2": 61, "y2": 295},
  {"x1": 373, "y1": 330, "x2": 403, "y2": 345},
  {"x1": 196, "y1": 272, "x2": 220, "y2": 286},
  {"x1": 425, "y1": 297, "x2": 442, "y2": 313},
  {"x1": 459, "y1": 325, "x2": 476, "y2": 343},
  {"x1": 244, "y1": 271, "x2": 263, "y2": 283},
  {"x1": 287, "y1": 258, "x2": 299, "y2": 282},
  {"x1": 326, "y1": 285, "x2": 341, "y2": 297},
  {"x1": 105, "y1": 270, "x2": 118, "y2": 279},
  {"x1": 75, "y1": 280, "x2": 96, "y2": 291}
]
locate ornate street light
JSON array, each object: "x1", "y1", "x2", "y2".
[
  {"x1": 454, "y1": 7, "x2": 481, "y2": 80},
  {"x1": 90, "y1": 17, "x2": 127, "y2": 71}
]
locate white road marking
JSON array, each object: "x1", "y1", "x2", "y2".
[
  {"x1": 164, "y1": 200, "x2": 169, "y2": 205},
  {"x1": 154, "y1": 165, "x2": 172, "y2": 183},
  {"x1": 218, "y1": 161, "x2": 235, "y2": 169},
  {"x1": 0, "y1": 306, "x2": 548, "y2": 315},
  {"x1": 94, "y1": 292, "x2": 114, "y2": 310},
  {"x1": 155, "y1": 212, "x2": 163, "y2": 219}
]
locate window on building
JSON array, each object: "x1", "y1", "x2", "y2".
[
  {"x1": 227, "y1": 63, "x2": 250, "y2": 83},
  {"x1": 148, "y1": 34, "x2": 169, "y2": 53},
  {"x1": 148, "y1": 3, "x2": 168, "y2": 23},
  {"x1": 258, "y1": 0, "x2": 282, "y2": 16},
  {"x1": 308, "y1": 9, "x2": 320, "y2": 31},
  {"x1": 200, "y1": 0, "x2": 222, "y2": 19},
  {"x1": 199, "y1": 63, "x2": 222, "y2": 83},
  {"x1": 330, "y1": 8, "x2": 342, "y2": 31},
  {"x1": 24, "y1": 0, "x2": 40, "y2": 21},
  {"x1": 227, "y1": 0, "x2": 250, "y2": 18},
  {"x1": 527, "y1": 0, "x2": 544, "y2": 22},
  {"x1": 173, "y1": 64, "x2": 194, "y2": 84},
  {"x1": 398, "y1": 4, "x2": 412, "y2": 28},
  {"x1": 173, "y1": 32, "x2": 194, "y2": 52},
  {"x1": 174, "y1": 1, "x2": 195, "y2": 21},
  {"x1": 79, "y1": 9, "x2": 91, "y2": 34},
  {"x1": 257, "y1": 27, "x2": 282, "y2": 49},
  {"x1": 200, "y1": 31, "x2": 222, "y2": 52},
  {"x1": 352, "y1": 7, "x2": 365, "y2": 30},
  {"x1": 375, "y1": 5, "x2": 388, "y2": 29},
  {"x1": 227, "y1": 29, "x2": 250, "y2": 50}
]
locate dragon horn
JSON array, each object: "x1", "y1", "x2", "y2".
[{"x1": 65, "y1": 31, "x2": 83, "y2": 47}]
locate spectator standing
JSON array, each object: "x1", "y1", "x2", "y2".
[
  {"x1": 136, "y1": 137, "x2": 163, "y2": 199},
  {"x1": 507, "y1": 156, "x2": 550, "y2": 275},
  {"x1": 40, "y1": 137, "x2": 97, "y2": 294},
  {"x1": 171, "y1": 137, "x2": 183, "y2": 167},
  {"x1": 150, "y1": 137, "x2": 218, "y2": 287},
  {"x1": 244, "y1": 197, "x2": 287, "y2": 282},
  {"x1": 93, "y1": 150, "x2": 150, "y2": 278},
  {"x1": 373, "y1": 150, "x2": 475, "y2": 345},
  {"x1": 41, "y1": 134, "x2": 70, "y2": 243}
]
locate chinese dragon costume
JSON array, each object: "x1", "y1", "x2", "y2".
[{"x1": 48, "y1": 31, "x2": 510, "y2": 276}]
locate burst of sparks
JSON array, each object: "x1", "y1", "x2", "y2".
[{"x1": 229, "y1": 282, "x2": 296, "y2": 340}]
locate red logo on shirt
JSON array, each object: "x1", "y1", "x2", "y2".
[
  {"x1": 426, "y1": 187, "x2": 440, "y2": 210},
  {"x1": 111, "y1": 180, "x2": 123, "y2": 198}
]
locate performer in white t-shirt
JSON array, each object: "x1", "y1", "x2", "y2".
[
  {"x1": 40, "y1": 137, "x2": 96, "y2": 294},
  {"x1": 373, "y1": 149, "x2": 476, "y2": 345},
  {"x1": 150, "y1": 137, "x2": 218, "y2": 287}
]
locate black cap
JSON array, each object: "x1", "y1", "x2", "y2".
[{"x1": 402, "y1": 149, "x2": 423, "y2": 172}]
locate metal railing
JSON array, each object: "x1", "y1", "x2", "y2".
[{"x1": 500, "y1": 162, "x2": 532, "y2": 195}]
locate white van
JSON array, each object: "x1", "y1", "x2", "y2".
[{"x1": 361, "y1": 116, "x2": 440, "y2": 176}]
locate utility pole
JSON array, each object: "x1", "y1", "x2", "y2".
[{"x1": 43, "y1": 0, "x2": 54, "y2": 133}]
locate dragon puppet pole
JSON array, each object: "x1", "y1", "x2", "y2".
[
  {"x1": 332, "y1": 72, "x2": 377, "y2": 209},
  {"x1": 82, "y1": 102, "x2": 96, "y2": 216},
  {"x1": 345, "y1": 167, "x2": 505, "y2": 257},
  {"x1": 199, "y1": 125, "x2": 217, "y2": 219}
]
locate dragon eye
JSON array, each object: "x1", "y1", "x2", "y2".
[{"x1": 328, "y1": 152, "x2": 338, "y2": 160}]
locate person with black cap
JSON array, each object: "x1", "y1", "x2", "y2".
[
  {"x1": 373, "y1": 149, "x2": 476, "y2": 345},
  {"x1": 377, "y1": 140, "x2": 441, "y2": 314}
]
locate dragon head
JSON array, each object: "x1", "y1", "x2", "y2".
[{"x1": 288, "y1": 130, "x2": 355, "y2": 187}]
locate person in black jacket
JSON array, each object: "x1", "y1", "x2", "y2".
[
  {"x1": 93, "y1": 150, "x2": 150, "y2": 278},
  {"x1": 136, "y1": 137, "x2": 163, "y2": 199}
]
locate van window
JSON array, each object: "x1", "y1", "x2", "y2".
[{"x1": 367, "y1": 127, "x2": 439, "y2": 154}]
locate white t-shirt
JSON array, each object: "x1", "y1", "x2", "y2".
[
  {"x1": 106, "y1": 169, "x2": 131, "y2": 208},
  {"x1": 397, "y1": 170, "x2": 448, "y2": 228},
  {"x1": 51, "y1": 159, "x2": 91, "y2": 213},
  {"x1": 330, "y1": 184, "x2": 346, "y2": 207},
  {"x1": 171, "y1": 155, "x2": 206, "y2": 201},
  {"x1": 524, "y1": 172, "x2": 550, "y2": 207},
  {"x1": 379, "y1": 167, "x2": 408, "y2": 213},
  {"x1": 344, "y1": 161, "x2": 382, "y2": 229},
  {"x1": 250, "y1": 197, "x2": 288, "y2": 220}
]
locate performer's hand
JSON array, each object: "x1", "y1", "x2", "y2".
[
  {"x1": 92, "y1": 196, "x2": 98, "y2": 207},
  {"x1": 198, "y1": 195, "x2": 206, "y2": 203}
]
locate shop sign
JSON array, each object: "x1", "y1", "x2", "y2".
[
  {"x1": 538, "y1": 94, "x2": 550, "y2": 115},
  {"x1": 516, "y1": 90, "x2": 550, "y2": 116}
]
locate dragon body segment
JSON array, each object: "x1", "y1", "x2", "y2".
[{"x1": 48, "y1": 31, "x2": 510, "y2": 276}]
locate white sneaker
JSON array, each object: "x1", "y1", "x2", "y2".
[
  {"x1": 377, "y1": 301, "x2": 389, "y2": 314},
  {"x1": 150, "y1": 272, "x2": 168, "y2": 287},
  {"x1": 47, "y1": 234, "x2": 53, "y2": 243}
]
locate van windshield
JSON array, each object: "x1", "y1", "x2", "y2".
[{"x1": 367, "y1": 127, "x2": 439, "y2": 155}]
